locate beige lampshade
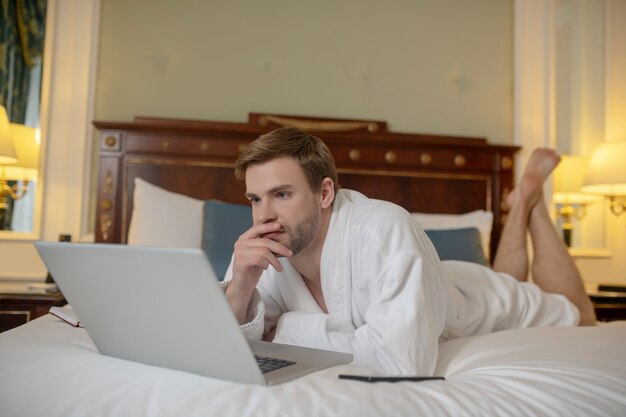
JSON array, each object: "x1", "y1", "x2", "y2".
[
  {"x1": 553, "y1": 155, "x2": 601, "y2": 204},
  {"x1": 2, "y1": 123, "x2": 40, "y2": 181},
  {"x1": 0, "y1": 105, "x2": 18, "y2": 164},
  {"x1": 581, "y1": 140, "x2": 626, "y2": 196}
]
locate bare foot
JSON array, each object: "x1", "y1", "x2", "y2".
[{"x1": 506, "y1": 148, "x2": 561, "y2": 209}]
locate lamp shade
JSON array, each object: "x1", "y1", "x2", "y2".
[
  {"x1": 0, "y1": 105, "x2": 18, "y2": 164},
  {"x1": 581, "y1": 140, "x2": 626, "y2": 196},
  {"x1": 552, "y1": 155, "x2": 601, "y2": 204},
  {"x1": 3, "y1": 123, "x2": 40, "y2": 180}
]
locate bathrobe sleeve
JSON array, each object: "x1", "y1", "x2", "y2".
[{"x1": 221, "y1": 262, "x2": 277, "y2": 341}]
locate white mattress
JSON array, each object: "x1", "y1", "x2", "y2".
[{"x1": 1, "y1": 313, "x2": 625, "y2": 417}]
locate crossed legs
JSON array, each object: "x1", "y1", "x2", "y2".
[{"x1": 492, "y1": 149, "x2": 596, "y2": 325}]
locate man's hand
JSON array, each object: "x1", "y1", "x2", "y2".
[{"x1": 225, "y1": 222, "x2": 292, "y2": 324}]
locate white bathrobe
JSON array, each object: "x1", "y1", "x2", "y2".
[{"x1": 225, "y1": 189, "x2": 579, "y2": 375}]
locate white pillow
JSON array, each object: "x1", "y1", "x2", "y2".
[
  {"x1": 411, "y1": 210, "x2": 493, "y2": 259},
  {"x1": 127, "y1": 178, "x2": 204, "y2": 248}
]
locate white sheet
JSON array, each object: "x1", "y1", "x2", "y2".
[{"x1": 1, "y1": 314, "x2": 625, "y2": 417}]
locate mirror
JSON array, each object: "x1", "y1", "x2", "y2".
[{"x1": 0, "y1": 1, "x2": 46, "y2": 235}]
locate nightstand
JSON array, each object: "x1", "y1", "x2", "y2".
[
  {"x1": 588, "y1": 290, "x2": 626, "y2": 322},
  {"x1": 0, "y1": 282, "x2": 66, "y2": 333}
]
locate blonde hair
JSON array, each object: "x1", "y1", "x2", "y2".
[{"x1": 235, "y1": 127, "x2": 339, "y2": 192}]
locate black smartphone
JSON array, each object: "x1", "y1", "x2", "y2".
[{"x1": 338, "y1": 374, "x2": 445, "y2": 383}]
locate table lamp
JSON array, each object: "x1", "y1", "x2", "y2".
[
  {"x1": 553, "y1": 155, "x2": 601, "y2": 246},
  {"x1": 4, "y1": 123, "x2": 40, "y2": 183},
  {"x1": 581, "y1": 140, "x2": 626, "y2": 216},
  {"x1": 0, "y1": 107, "x2": 40, "y2": 229}
]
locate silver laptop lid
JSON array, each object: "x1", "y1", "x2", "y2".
[{"x1": 35, "y1": 242, "x2": 266, "y2": 385}]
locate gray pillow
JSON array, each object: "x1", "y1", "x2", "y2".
[
  {"x1": 424, "y1": 227, "x2": 488, "y2": 265},
  {"x1": 201, "y1": 201, "x2": 252, "y2": 280}
]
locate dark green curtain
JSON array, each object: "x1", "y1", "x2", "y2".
[{"x1": 0, "y1": 0, "x2": 46, "y2": 124}]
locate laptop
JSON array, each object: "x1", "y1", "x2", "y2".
[{"x1": 34, "y1": 242, "x2": 353, "y2": 385}]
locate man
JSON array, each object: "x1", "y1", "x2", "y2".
[{"x1": 223, "y1": 127, "x2": 596, "y2": 375}]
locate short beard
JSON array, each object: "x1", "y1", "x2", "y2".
[{"x1": 281, "y1": 208, "x2": 320, "y2": 256}]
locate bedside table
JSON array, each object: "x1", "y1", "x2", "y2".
[
  {"x1": 588, "y1": 290, "x2": 626, "y2": 322},
  {"x1": 0, "y1": 282, "x2": 66, "y2": 333}
]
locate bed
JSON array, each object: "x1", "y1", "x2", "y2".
[{"x1": 1, "y1": 113, "x2": 625, "y2": 417}]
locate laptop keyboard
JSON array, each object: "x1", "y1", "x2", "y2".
[{"x1": 255, "y1": 355, "x2": 296, "y2": 374}]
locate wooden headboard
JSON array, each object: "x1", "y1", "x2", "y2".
[{"x1": 93, "y1": 113, "x2": 519, "y2": 261}]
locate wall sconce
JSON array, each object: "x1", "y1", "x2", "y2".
[
  {"x1": 582, "y1": 140, "x2": 626, "y2": 216},
  {"x1": 0, "y1": 105, "x2": 40, "y2": 230},
  {"x1": 553, "y1": 155, "x2": 601, "y2": 246}
]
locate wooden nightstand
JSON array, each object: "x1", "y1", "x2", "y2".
[
  {"x1": 588, "y1": 290, "x2": 626, "y2": 322},
  {"x1": 0, "y1": 282, "x2": 66, "y2": 333}
]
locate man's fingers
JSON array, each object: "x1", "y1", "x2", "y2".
[
  {"x1": 238, "y1": 222, "x2": 282, "y2": 240},
  {"x1": 235, "y1": 236, "x2": 292, "y2": 258},
  {"x1": 232, "y1": 222, "x2": 292, "y2": 280},
  {"x1": 258, "y1": 253, "x2": 283, "y2": 272},
  {"x1": 234, "y1": 246, "x2": 284, "y2": 273}
]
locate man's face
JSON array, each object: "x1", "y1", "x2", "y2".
[{"x1": 245, "y1": 157, "x2": 321, "y2": 256}]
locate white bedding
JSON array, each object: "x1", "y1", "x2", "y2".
[{"x1": 1, "y1": 314, "x2": 625, "y2": 417}]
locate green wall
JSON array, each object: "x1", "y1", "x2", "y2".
[{"x1": 95, "y1": 0, "x2": 513, "y2": 144}]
